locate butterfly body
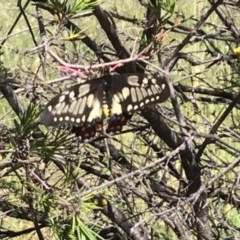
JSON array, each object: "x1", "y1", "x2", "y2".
[{"x1": 41, "y1": 73, "x2": 170, "y2": 140}]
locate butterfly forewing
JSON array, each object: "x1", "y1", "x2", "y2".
[
  {"x1": 41, "y1": 78, "x2": 104, "y2": 128},
  {"x1": 110, "y1": 74, "x2": 170, "y2": 115},
  {"x1": 106, "y1": 74, "x2": 170, "y2": 133}
]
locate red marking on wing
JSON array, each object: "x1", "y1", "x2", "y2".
[
  {"x1": 71, "y1": 121, "x2": 103, "y2": 140},
  {"x1": 106, "y1": 113, "x2": 132, "y2": 133}
]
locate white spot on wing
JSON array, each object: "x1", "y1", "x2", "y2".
[
  {"x1": 121, "y1": 87, "x2": 130, "y2": 99},
  {"x1": 151, "y1": 86, "x2": 158, "y2": 95},
  {"x1": 113, "y1": 94, "x2": 120, "y2": 103},
  {"x1": 82, "y1": 115, "x2": 86, "y2": 122},
  {"x1": 141, "y1": 88, "x2": 147, "y2": 98},
  {"x1": 143, "y1": 78, "x2": 148, "y2": 84},
  {"x1": 47, "y1": 105, "x2": 52, "y2": 112},
  {"x1": 74, "y1": 99, "x2": 82, "y2": 116},
  {"x1": 69, "y1": 91, "x2": 76, "y2": 101},
  {"x1": 76, "y1": 118, "x2": 81, "y2": 123},
  {"x1": 52, "y1": 102, "x2": 61, "y2": 115},
  {"x1": 147, "y1": 88, "x2": 152, "y2": 95},
  {"x1": 88, "y1": 98, "x2": 101, "y2": 121},
  {"x1": 116, "y1": 92, "x2": 124, "y2": 101},
  {"x1": 136, "y1": 88, "x2": 143, "y2": 101},
  {"x1": 161, "y1": 83, "x2": 166, "y2": 89},
  {"x1": 131, "y1": 87, "x2": 137, "y2": 103},
  {"x1": 87, "y1": 94, "x2": 94, "y2": 107},
  {"x1": 112, "y1": 94, "x2": 122, "y2": 115},
  {"x1": 65, "y1": 116, "x2": 70, "y2": 121},
  {"x1": 69, "y1": 100, "x2": 77, "y2": 113},
  {"x1": 127, "y1": 104, "x2": 133, "y2": 112},
  {"x1": 78, "y1": 84, "x2": 90, "y2": 98},
  {"x1": 56, "y1": 103, "x2": 66, "y2": 115},
  {"x1": 58, "y1": 95, "x2": 65, "y2": 103},
  {"x1": 78, "y1": 96, "x2": 87, "y2": 115},
  {"x1": 62, "y1": 104, "x2": 69, "y2": 114},
  {"x1": 127, "y1": 76, "x2": 139, "y2": 86},
  {"x1": 152, "y1": 78, "x2": 157, "y2": 84},
  {"x1": 71, "y1": 117, "x2": 75, "y2": 122}
]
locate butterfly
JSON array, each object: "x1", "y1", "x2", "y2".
[{"x1": 41, "y1": 73, "x2": 170, "y2": 140}]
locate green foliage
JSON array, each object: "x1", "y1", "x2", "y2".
[
  {"x1": 35, "y1": 128, "x2": 73, "y2": 163},
  {"x1": 69, "y1": 216, "x2": 98, "y2": 240},
  {"x1": 34, "y1": 0, "x2": 102, "y2": 16},
  {"x1": 151, "y1": 0, "x2": 175, "y2": 14},
  {"x1": 13, "y1": 104, "x2": 40, "y2": 139},
  {"x1": 69, "y1": 0, "x2": 102, "y2": 14},
  {"x1": 147, "y1": 0, "x2": 176, "y2": 22}
]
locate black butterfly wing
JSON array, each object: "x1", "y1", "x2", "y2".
[
  {"x1": 41, "y1": 74, "x2": 170, "y2": 139},
  {"x1": 106, "y1": 74, "x2": 170, "y2": 133},
  {"x1": 41, "y1": 78, "x2": 105, "y2": 139}
]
